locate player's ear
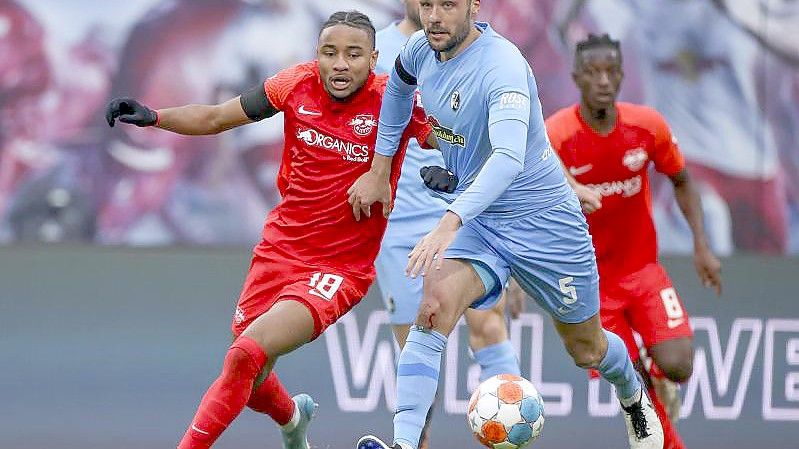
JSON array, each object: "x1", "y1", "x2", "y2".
[
  {"x1": 470, "y1": 0, "x2": 480, "y2": 17},
  {"x1": 370, "y1": 49, "x2": 379, "y2": 71}
]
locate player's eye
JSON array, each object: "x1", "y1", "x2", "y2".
[{"x1": 349, "y1": 53, "x2": 362, "y2": 59}]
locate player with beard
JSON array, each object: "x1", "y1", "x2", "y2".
[
  {"x1": 373, "y1": 1, "x2": 521, "y2": 447},
  {"x1": 106, "y1": 11, "x2": 433, "y2": 449},
  {"x1": 350, "y1": 2, "x2": 663, "y2": 448}
]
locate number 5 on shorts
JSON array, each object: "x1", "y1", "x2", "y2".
[
  {"x1": 308, "y1": 272, "x2": 344, "y2": 300},
  {"x1": 559, "y1": 276, "x2": 578, "y2": 305}
]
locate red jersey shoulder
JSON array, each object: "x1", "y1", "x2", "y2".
[
  {"x1": 545, "y1": 104, "x2": 582, "y2": 149},
  {"x1": 264, "y1": 61, "x2": 319, "y2": 110},
  {"x1": 618, "y1": 103, "x2": 670, "y2": 136}
]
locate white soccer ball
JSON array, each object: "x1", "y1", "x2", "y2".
[{"x1": 467, "y1": 374, "x2": 545, "y2": 448}]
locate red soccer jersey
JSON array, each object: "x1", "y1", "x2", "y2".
[
  {"x1": 260, "y1": 61, "x2": 432, "y2": 278},
  {"x1": 546, "y1": 103, "x2": 685, "y2": 282}
]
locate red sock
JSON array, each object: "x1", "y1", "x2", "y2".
[
  {"x1": 648, "y1": 384, "x2": 687, "y2": 449},
  {"x1": 247, "y1": 371, "x2": 296, "y2": 425},
  {"x1": 177, "y1": 336, "x2": 266, "y2": 449}
]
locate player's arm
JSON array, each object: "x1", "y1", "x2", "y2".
[
  {"x1": 348, "y1": 40, "x2": 421, "y2": 221},
  {"x1": 653, "y1": 112, "x2": 722, "y2": 294},
  {"x1": 447, "y1": 58, "x2": 537, "y2": 225},
  {"x1": 669, "y1": 168, "x2": 721, "y2": 294},
  {"x1": 104, "y1": 83, "x2": 278, "y2": 135}
]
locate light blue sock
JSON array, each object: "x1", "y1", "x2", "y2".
[
  {"x1": 394, "y1": 326, "x2": 447, "y2": 449},
  {"x1": 597, "y1": 329, "x2": 641, "y2": 401},
  {"x1": 473, "y1": 340, "x2": 520, "y2": 381}
]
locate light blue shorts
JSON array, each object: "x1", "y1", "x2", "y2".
[
  {"x1": 445, "y1": 197, "x2": 600, "y2": 324},
  {"x1": 375, "y1": 215, "x2": 441, "y2": 325}
]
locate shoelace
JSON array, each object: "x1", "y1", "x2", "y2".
[{"x1": 622, "y1": 400, "x2": 651, "y2": 440}]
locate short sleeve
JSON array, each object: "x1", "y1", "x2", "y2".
[
  {"x1": 264, "y1": 63, "x2": 314, "y2": 111},
  {"x1": 649, "y1": 110, "x2": 685, "y2": 176}
]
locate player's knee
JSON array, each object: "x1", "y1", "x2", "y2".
[
  {"x1": 468, "y1": 312, "x2": 507, "y2": 349},
  {"x1": 652, "y1": 341, "x2": 694, "y2": 382},
  {"x1": 565, "y1": 338, "x2": 605, "y2": 369},
  {"x1": 415, "y1": 296, "x2": 442, "y2": 327},
  {"x1": 658, "y1": 356, "x2": 693, "y2": 383}
]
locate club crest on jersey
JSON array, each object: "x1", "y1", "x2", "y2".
[
  {"x1": 348, "y1": 114, "x2": 377, "y2": 137},
  {"x1": 622, "y1": 147, "x2": 649, "y2": 171},
  {"x1": 427, "y1": 115, "x2": 466, "y2": 147},
  {"x1": 450, "y1": 90, "x2": 460, "y2": 111}
]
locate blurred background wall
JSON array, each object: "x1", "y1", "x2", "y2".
[{"x1": 0, "y1": 0, "x2": 796, "y2": 254}]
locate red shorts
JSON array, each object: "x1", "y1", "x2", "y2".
[
  {"x1": 600, "y1": 262, "x2": 693, "y2": 359},
  {"x1": 232, "y1": 249, "x2": 372, "y2": 339}
]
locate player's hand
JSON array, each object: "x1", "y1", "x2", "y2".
[
  {"x1": 105, "y1": 98, "x2": 158, "y2": 127},
  {"x1": 505, "y1": 278, "x2": 526, "y2": 319},
  {"x1": 573, "y1": 183, "x2": 602, "y2": 214},
  {"x1": 694, "y1": 245, "x2": 722, "y2": 296},
  {"x1": 406, "y1": 212, "x2": 461, "y2": 278},
  {"x1": 420, "y1": 166, "x2": 458, "y2": 193},
  {"x1": 347, "y1": 166, "x2": 393, "y2": 221}
]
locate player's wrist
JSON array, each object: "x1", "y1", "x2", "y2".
[
  {"x1": 368, "y1": 154, "x2": 392, "y2": 177},
  {"x1": 693, "y1": 237, "x2": 710, "y2": 253},
  {"x1": 439, "y1": 211, "x2": 462, "y2": 231}
]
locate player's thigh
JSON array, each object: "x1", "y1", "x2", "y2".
[
  {"x1": 242, "y1": 299, "x2": 316, "y2": 358},
  {"x1": 418, "y1": 258, "x2": 489, "y2": 335},
  {"x1": 626, "y1": 263, "x2": 693, "y2": 351},
  {"x1": 444, "y1": 217, "x2": 512, "y2": 313},
  {"x1": 503, "y1": 202, "x2": 600, "y2": 324},
  {"x1": 375, "y1": 239, "x2": 422, "y2": 326}
]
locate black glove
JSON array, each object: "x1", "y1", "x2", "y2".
[
  {"x1": 420, "y1": 165, "x2": 458, "y2": 193},
  {"x1": 105, "y1": 98, "x2": 158, "y2": 127}
]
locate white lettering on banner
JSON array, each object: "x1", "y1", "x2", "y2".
[
  {"x1": 510, "y1": 313, "x2": 573, "y2": 416},
  {"x1": 680, "y1": 318, "x2": 762, "y2": 420},
  {"x1": 324, "y1": 312, "x2": 397, "y2": 412},
  {"x1": 763, "y1": 319, "x2": 799, "y2": 420},
  {"x1": 323, "y1": 311, "x2": 799, "y2": 422},
  {"x1": 588, "y1": 378, "x2": 620, "y2": 417},
  {"x1": 443, "y1": 313, "x2": 573, "y2": 415}
]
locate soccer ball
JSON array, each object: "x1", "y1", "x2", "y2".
[{"x1": 467, "y1": 374, "x2": 545, "y2": 448}]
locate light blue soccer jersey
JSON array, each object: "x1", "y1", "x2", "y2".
[
  {"x1": 376, "y1": 23, "x2": 599, "y2": 323},
  {"x1": 377, "y1": 23, "x2": 573, "y2": 221}
]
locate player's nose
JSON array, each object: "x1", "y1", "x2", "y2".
[{"x1": 333, "y1": 54, "x2": 349, "y2": 71}]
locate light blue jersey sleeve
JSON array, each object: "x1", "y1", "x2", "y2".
[
  {"x1": 374, "y1": 31, "x2": 428, "y2": 158},
  {"x1": 447, "y1": 52, "x2": 533, "y2": 223}
]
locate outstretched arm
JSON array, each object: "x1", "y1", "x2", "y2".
[
  {"x1": 155, "y1": 97, "x2": 253, "y2": 135},
  {"x1": 105, "y1": 83, "x2": 278, "y2": 135},
  {"x1": 670, "y1": 168, "x2": 722, "y2": 295}
]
